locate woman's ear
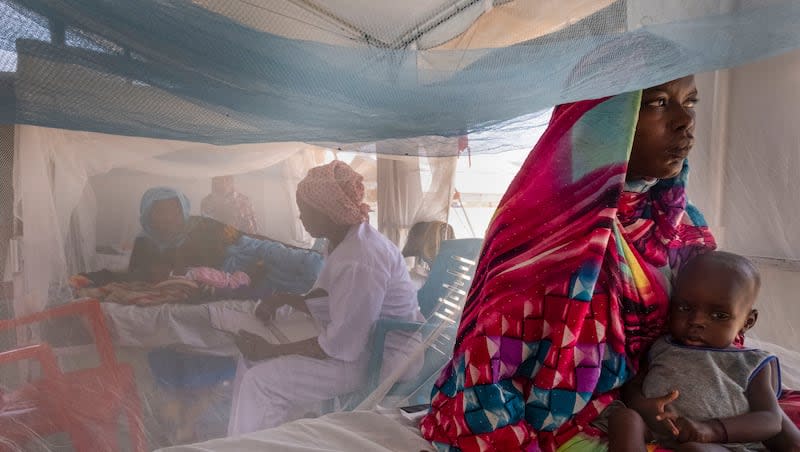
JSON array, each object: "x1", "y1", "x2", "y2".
[{"x1": 742, "y1": 309, "x2": 758, "y2": 333}]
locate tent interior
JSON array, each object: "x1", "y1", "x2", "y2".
[{"x1": 1, "y1": 0, "x2": 800, "y2": 451}]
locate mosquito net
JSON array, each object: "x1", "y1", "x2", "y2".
[
  {"x1": 1, "y1": 1, "x2": 799, "y2": 451},
  {"x1": 2, "y1": 1, "x2": 800, "y2": 147}
]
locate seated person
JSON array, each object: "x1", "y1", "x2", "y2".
[
  {"x1": 402, "y1": 221, "x2": 454, "y2": 288},
  {"x1": 76, "y1": 186, "x2": 250, "y2": 285},
  {"x1": 72, "y1": 186, "x2": 323, "y2": 302},
  {"x1": 66, "y1": 187, "x2": 323, "y2": 443},
  {"x1": 603, "y1": 251, "x2": 792, "y2": 451},
  {"x1": 227, "y1": 160, "x2": 424, "y2": 435},
  {"x1": 201, "y1": 175, "x2": 259, "y2": 235}
]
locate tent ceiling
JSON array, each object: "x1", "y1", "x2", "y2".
[
  {"x1": 192, "y1": 0, "x2": 614, "y2": 50},
  {"x1": 430, "y1": 0, "x2": 615, "y2": 50}
]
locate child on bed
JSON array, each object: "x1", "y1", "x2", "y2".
[{"x1": 603, "y1": 251, "x2": 788, "y2": 452}]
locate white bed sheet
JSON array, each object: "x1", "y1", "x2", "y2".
[
  {"x1": 102, "y1": 299, "x2": 257, "y2": 356},
  {"x1": 156, "y1": 410, "x2": 434, "y2": 452}
]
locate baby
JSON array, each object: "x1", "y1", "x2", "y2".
[{"x1": 606, "y1": 251, "x2": 786, "y2": 452}]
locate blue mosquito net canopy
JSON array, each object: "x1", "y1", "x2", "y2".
[{"x1": 1, "y1": 0, "x2": 800, "y2": 153}]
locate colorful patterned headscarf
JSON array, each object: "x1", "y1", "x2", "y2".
[
  {"x1": 420, "y1": 92, "x2": 715, "y2": 452},
  {"x1": 296, "y1": 160, "x2": 370, "y2": 226}
]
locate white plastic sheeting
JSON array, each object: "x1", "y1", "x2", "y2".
[{"x1": 686, "y1": 56, "x2": 800, "y2": 350}]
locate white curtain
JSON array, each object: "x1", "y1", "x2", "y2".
[
  {"x1": 13, "y1": 125, "x2": 325, "y2": 314},
  {"x1": 377, "y1": 157, "x2": 423, "y2": 246},
  {"x1": 683, "y1": 65, "x2": 800, "y2": 352},
  {"x1": 376, "y1": 145, "x2": 457, "y2": 248}
]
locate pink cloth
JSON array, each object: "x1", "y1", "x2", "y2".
[
  {"x1": 185, "y1": 267, "x2": 250, "y2": 289},
  {"x1": 296, "y1": 161, "x2": 370, "y2": 226}
]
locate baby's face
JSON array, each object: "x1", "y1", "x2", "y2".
[{"x1": 669, "y1": 264, "x2": 755, "y2": 349}]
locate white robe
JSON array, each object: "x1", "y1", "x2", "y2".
[{"x1": 228, "y1": 222, "x2": 423, "y2": 436}]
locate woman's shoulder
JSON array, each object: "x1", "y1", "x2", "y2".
[
  {"x1": 331, "y1": 223, "x2": 403, "y2": 269},
  {"x1": 354, "y1": 223, "x2": 403, "y2": 258}
]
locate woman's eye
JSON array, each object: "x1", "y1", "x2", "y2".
[
  {"x1": 711, "y1": 312, "x2": 730, "y2": 320},
  {"x1": 684, "y1": 98, "x2": 699, "y2": 108},
  {"x1": 676, "y1": 304, "x2": 691, "y2": 312},
  {"x1": 647, "y1": 98, "x2": 667, "y2": 108}
]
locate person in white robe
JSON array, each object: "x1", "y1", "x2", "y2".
[{"x1": 227, "y1": 160, "x2": 424, "y2": 436}]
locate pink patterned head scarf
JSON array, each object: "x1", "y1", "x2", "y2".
[{"x1": 296, "y1": 160, "x2": 370, "y2": 225}]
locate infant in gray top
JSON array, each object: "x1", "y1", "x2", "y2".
[{"x1": 597, "y1": 251, "x2": 794, "y2": 452}]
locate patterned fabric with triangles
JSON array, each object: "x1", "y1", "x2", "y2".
[{"x1": 420, "y1": 93, "x2": 716, "y2": 452}]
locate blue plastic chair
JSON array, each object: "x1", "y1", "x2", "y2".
[
  {"x1": 415, "y1": 238, "x2": 483, "y2": 319},
  {"x1": 335, "y1": 238, "x2": 483, "y2": 410}
]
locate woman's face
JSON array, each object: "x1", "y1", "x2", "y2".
[
  {"x1": 149, "y1": 197, "x2": 185, "y2": 241},
  {"x1": 297, "y1": 199, "x2": 336, "y2": 238},
  {"x1": 628, "y1": 75, "x2": 698, "y2": 180}
]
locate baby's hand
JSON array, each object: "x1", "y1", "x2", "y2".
[
  {"x1": 662, "y1": 414, "x2": 719, "y2": 443},
  {"x1": 640, "y1": 389, "x2": 680, "y2": 436},
  {"x1": 671, "y1": 417, "x2": 719, "y2": 443}
]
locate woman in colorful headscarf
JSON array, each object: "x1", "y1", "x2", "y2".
[
  {"x1": 227, "y1": 160, "x2": 424, "y2": 435},
  {"x1": 420, "y1": 76, "x2": 800, "y2": 451}
]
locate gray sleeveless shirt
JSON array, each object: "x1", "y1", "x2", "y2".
[{"x1": 643, "y1": 336, "x2": 781, "y2": 450}]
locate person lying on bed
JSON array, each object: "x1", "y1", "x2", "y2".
[
  {"x1": 602, "y1": 251, "x2": 789, "y2": 452},
  {"x1": 227, "y1": 160, "x2": 424, "y2": 435},
  {"x1": 70, "y1": 186, "x2": 323, "y2": 302}
]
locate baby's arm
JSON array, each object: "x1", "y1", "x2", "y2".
[
  {"x1": 762, "y1": 412, "x2": 800, "y2": 452},
  {"x1": 621, "y1": 365, "x2": 680, "y2": 436},
  {"x1": 671, "y1": 363, "x2": 782, "y2": 444},
  {"x1": 724, "y1": 362, "x2": 783, "y2": 442}
]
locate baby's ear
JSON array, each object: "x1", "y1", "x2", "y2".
[{"x1": 742, "y1": 309, "x2": 758, "y2": 332}]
